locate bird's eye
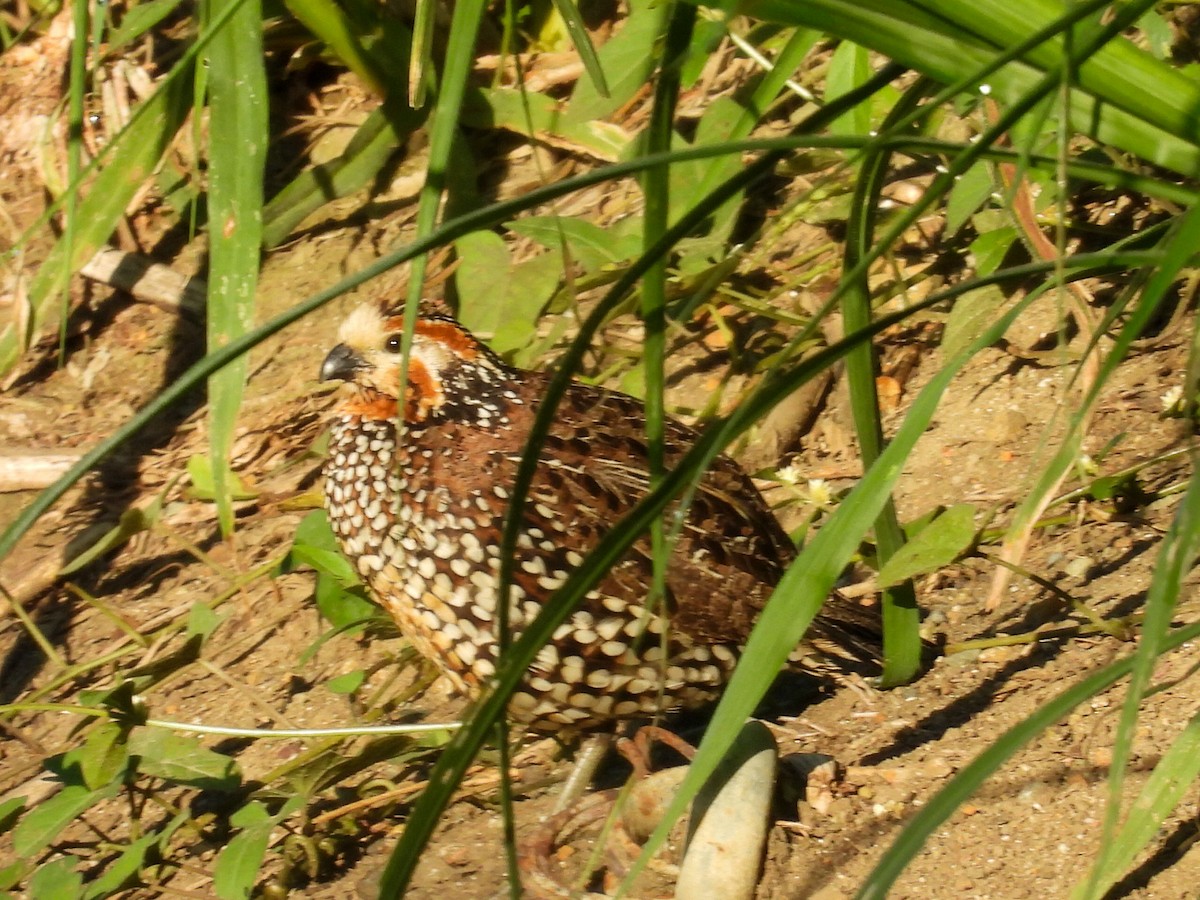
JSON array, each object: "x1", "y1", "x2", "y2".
[{"x1": 385, "y1": 335, "x2": 402, "y2": 353}]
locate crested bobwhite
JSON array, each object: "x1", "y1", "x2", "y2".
[{"x1": 319, "y1": 303, "x2": 880, "y2": 734}]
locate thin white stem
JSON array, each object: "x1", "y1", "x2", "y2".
[
  {"x1": 727, "y1": 31, "x2": 816, "y2": 102},
  {"x1": 144, "y1": 718, "x2": 461, "y2": 739}
]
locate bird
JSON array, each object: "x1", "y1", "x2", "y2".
[{"x1": 319, "y1": 301, "x2": 882, "y2": 738}]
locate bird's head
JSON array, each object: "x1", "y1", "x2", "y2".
[{"x1": 320, "y1": 303, "x2": 513, "y2": 426}]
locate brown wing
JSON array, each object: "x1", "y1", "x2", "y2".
[{"x1": 522, "y1": 376, "x2": 882, "y2": 668}]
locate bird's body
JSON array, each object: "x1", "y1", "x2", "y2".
[{"x1": 321, "y1": 304, "x2": 880, "y2": 734}]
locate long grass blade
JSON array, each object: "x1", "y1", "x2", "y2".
[
  {"x1": 840, "y1": 79, "x2": 929, "y2": 686},
  {"x1": 204, "y1": 0, "x2": 268, "y2": 537}
]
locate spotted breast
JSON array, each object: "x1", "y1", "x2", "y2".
[{"x1": 320, "y1": 302, "x2": 880, "y2": 734}]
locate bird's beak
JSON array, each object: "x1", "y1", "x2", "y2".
[{"x1": 320, "y1": 343, "x2": 366, "y2": 382}]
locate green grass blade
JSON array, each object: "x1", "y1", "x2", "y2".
[
  {"x1": 738, "y1": 0, "x2": 1200, "y2": 175},
  {"x1": 1079, "y1": 205, "x2": 1200, "y2": 897},
  {"x1": 408, "y1": 0, "x2": 435, "y2": 107},
  {"x1": 62, "y1": 0, "x2": 90, "y2": 361},
  {"x1": 550, "y1": 0, "x2": 609, "y2": 98},
  {"x1": 841, "y1": 80, "x2": 929, "y2": 686},
  {"x1": 284, "y1": 0, "x2": 386, "y2": 96},
  {"x1": 398, "y1": 0, "x2": 487, "y2": 331},
  {"x1": 640, "y1": 1, "x2": 695, "y2": 625},
  {"x1": 262, "y1": 105, "x2": 426, "y2": 249},
  {"x1": 204, "y1": 0, "x2": 268, "y2": 537},
  {"x1": 1078, "y1": 705, "x2": 1200, "y2": 898}
]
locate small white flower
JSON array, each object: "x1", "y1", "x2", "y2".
[
  {"x1": 1161, "y1": 385, "x2": 1184, "y2": 412},
  {"x1": 775, "y1": 464, "x2": 803, "y2": 485},
  {"x1": 806, "y1": 478, "x2": 832, "y2": 508}
]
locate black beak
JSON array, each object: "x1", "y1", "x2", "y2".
[{"x1": 320, "y1": 343, "x2": 366, "y2": 382}]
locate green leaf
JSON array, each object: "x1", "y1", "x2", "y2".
[
  {"x1": 565, "y1": 3, "x2": 665, "y2": 123},
  {"x1": 214, "y1": 798, "x2": 304, "y2": 900},
  {"x1": 315, "y1": 577, "x2": 377, "y2": 631},
  {"x1": 827, "y1": 40, "x2": 872, "y2": 136},
  {"x1": 550, "y1": 0, "x2": 609, "y2": 98},
  {"x1": 107, "y1": 0, "x2": 188, "y2": 52},
  {"x1": 292, "y1": 509, "x2": 339, "y2": 551},
  {"x1": 945, "y1": 163, "x2": 995, "y2": 236},
  {"x1": 78, "y1": 723, "x2": 131, "y2": 791},
  {"x1": 82, "y1": 833, "x2": 157, "y2": 899},
  {"x1": 185, "y1": 455, "x2": 257, "y2": 502},
  {"x1": 282, "y1": 0, "x2": 388, "y2": 95},
  {"x1": 507, "y1": 216, "x2": 637, "y2": 271},
  {"x1": 263, "y1": 106, "x2": 423, "y2": 248},
  {"x1": 0, "y1": 796, "x2": 25, "y2": 834},
  {"x1": 941, "y1": 284, "x2": 1009, "y2": 361},
  {"x1": 1077, "y1": 711, "x2": 1200, "y2": 897},
  {"x1": 13, "y1": 782, "x2": 119, "y2": 857},
  {"x1": 326, "y1": 670, "x2": 366, "y2": 694},
  {"x1": 0, "y1": 859, "x2": 30, "y2": 891},
  {"x1": 969, "y1": 226, "x2": 1018, "y2": 276},
  {"x1": 29, "y1": 857, "x2": 84, "y2": 900},
  {"x1": 128, "y1": 729, "x2": 241, "y2": 791},
  {"x1": 186, "y1": 601, "x2": 222, "y2": 639},
  {"x1": 1135, "y1": 9, "x2": 1173, "y2": 60},
  {"x1": 290, "y1": 545, "x2": 361, "y2": 588},
  {"x1": 57, "y1": 507, "x2": 148, "y2": 577},
  {"x1": 454, "y1": 230, "x2": 513, "y2": 336},
  {"x1": 877, "y1": 504, "x2": 978, "y2": 588},
  {"x1": 490, "y1": 250, "x2": 568, "y2": 359}
]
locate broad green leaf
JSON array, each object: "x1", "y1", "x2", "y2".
[
  {"x1": 507, "y1": 216, "x2": 637, "y2": 271},
  {"x1": 78, "y1": 723, "x2": 131, "y2": 791},
  {"x1": 454, "y1": 230, "x2": 513, "y2": 336},
  {"x1": 566, "y1": 3, "x2": 665, "y2": 123},
  {"x1": 82, "y1": 833, "x2": 157, "y2": 899},
  {"x1": 1136, "y1": 10, "x2": 1173, "y2": 60},
  {"x1": 945, "y1": 163, "x2": 995, "y2": 236},
  {"x1": 29, "y1": 857, "x2": 84, "y2": 900},
  {"x1": 877, "y1": 504, "x2": 978, "y2": 588},
  {"x1": 0, "y1": 859, "x2": 30, "y2": 890},
  {"x1": 827, "y1": 40, "x2": 872, "y2": 136},
  {"x1": 0, "y1": 796, "x2": 25, "y2": 834},
  {"x1": 490, "y1": 250, "x2": 568, "y2": 358},
  {"x1": 289, "y1": 545, "x2": 361, "y2": 588},
  {"x1": 315, "y1": 577, "x2": 376, "y2": 631},
  {"x1": 13, "y1": 782, "x2": 119, "y2": 857},
  {"x1": 186, "y1": 601, "x2": 222, "y2": 639},
  {"x1": 326, "y1": 670, "x2": 366, "y2": 694},
  {"x1": 291, "y1": 509, "x2": 340, "y2": 553},
  {"x1": 969, "y1": 226, "x2": 1018, "y2": 276},
  {"x1": 128, "y1": 729, "x2": 240, "y2": 791},
  {"x1": 941, "y1": 284, "x2": 1009, "y2": 361},
  {"x1": 214, "y1": 798, "x2": 303, "y2": 900},
  {"x1": 185, "y1": 455, "x2": 257, "y2": 502}
]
